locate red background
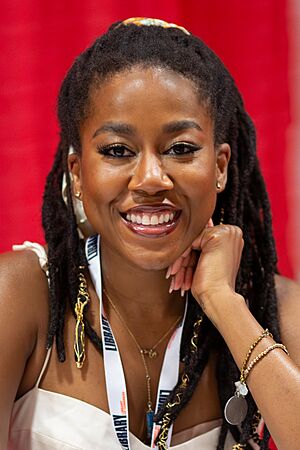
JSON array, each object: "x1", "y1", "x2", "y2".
[{"x1": 0, "y1": 0, "x2": 296, "y2": 278}]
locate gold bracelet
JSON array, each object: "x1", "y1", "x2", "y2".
[
  {"x1": 240, "y1": 329, "x2": 272, "y2": 382},
  {"x1": 224, "y1": 330, "x2": 289, "y2": 426},
  {"x1": 243, "y1": 343, "x2": 289, "y2": 379}
]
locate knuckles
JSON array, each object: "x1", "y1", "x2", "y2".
[{"x1": 206, "y1": 224, "x2": 243, "y2": 239}]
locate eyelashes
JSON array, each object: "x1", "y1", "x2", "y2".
[
  {"x1": 165, "y1": 142, "x2": 202, "y2": 156},
  {"x1": 97, "y1": 144, "x2": 135, "y2": 158},
  {"x1": 96, "y1": 142, "x2": 202, "y2": 159}
]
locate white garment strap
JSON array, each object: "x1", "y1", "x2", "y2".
[
  {"x1": 86, "y1": 235, "x2": 187, "y2": 450},
  {"x1": 35, "y1": 347, "x2": 52, "y2": 387},
  {"x1": 13, "y1": 241, "x2": 49, "y2": 276}
]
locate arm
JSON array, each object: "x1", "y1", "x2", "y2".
[
  {"x1": 203, "y1": 285, "x2": 300, "y2": 450},
  {"x1": 0, "y1": 250, "x2": 48, "y2": 447},
  {"x1": 168, "y1": 225, "x2": 300, "y2": 449}
]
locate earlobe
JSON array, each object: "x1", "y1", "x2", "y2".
[
  {"x1": 65, "y1": 151, "x2": 94, "y2": 237},
  {"x1": 68, "y1": 153, "x2": 82, "y2": 195},
  {"x1": 216, "y1": 143, "x2": 231, "y2": 191}
]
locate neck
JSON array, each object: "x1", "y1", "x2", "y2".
[{"x1": 100, "y1": 240, "x2": 184, "y2": 322}]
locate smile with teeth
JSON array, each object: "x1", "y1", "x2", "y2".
[
  {"x1": 125, "y1": 212, "x2": 175, "y2": 226},
  {"x1": 121, "y1": 207, "x2": 181, "y2": 237}
]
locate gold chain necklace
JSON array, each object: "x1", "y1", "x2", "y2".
[
  {"x1": 103, "y1": 288, "x2": 183, "y2": 359},
  {"x1": 103, "y1": 287, "x2": 182, "y2": 441}
]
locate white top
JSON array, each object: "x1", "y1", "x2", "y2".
[{"x1": 8, "y1": 242, "x2": 236, "y2": 450}]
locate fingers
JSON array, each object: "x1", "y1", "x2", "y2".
[
  {"x1": 167, "y1": 247, "x2": 198, "y2": 294},
  {"x1": 183, "y1": 266, "x2": 193, "y2": 290},
  {"x1": 166, "y1": 219, "x2": 244, "y2": 296},
  {"x1": 167, "y1": 218, "x2": 214, "y2": 294},
  {"x1": 169, "y1": 263, "x2": 195, "y2": 296}
]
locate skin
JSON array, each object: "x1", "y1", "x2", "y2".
[{"x1": 0, "y1": 67, "x2": 300, "y2": 448}]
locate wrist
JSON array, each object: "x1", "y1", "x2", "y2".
[{"x1": 198, "y1": 285, "x2": 248, "y2": 329}]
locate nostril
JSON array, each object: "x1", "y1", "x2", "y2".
[{"x1": 128, "y1": 161, "x2": 173, "y2": 193}]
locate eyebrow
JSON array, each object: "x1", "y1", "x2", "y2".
[
  {"x1": 93, "y1": 122, "x2": 136, "y2": 138},
  {"x1": 92, "y1": 119, "x2": 202, "y2": 139},
  {"x1": 162, "y1": 120, "x2": 203, "y2": 133}
]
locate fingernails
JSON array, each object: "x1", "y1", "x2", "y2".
[
  {"x1": 169, "y1": 277, "x2": 175, "y2": 294},
  {"x1": 169, "y1": 276, "x2": 174, "y2": 293},
  {"x1": 181, "y1": 288, "x2": 185, "y2": 298},
  {"x1": 166, "y1": 266, "x2": 171, "y2": 279}
]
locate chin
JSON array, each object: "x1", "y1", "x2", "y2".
[{"x1": 125, "y1": 248, "x2": 175, "y2": 272}]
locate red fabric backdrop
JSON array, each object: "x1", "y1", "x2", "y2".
[{"x1": 1, "y1": 0, "x2": 298, "y2": 279}]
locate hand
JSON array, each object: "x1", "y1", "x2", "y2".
[{"x1": 167, "y1": 220, "x2": 244, "y2": 314}]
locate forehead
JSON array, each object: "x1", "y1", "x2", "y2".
[{"x1": 83, "y1": 66, "x2": 213, "y2": 134}]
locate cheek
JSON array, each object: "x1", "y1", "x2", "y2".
[
  {"x1": 176, "y1": 162, "x2": 217, "y2": 228},
  {"x1": 80, "y1": 163, "x2": 126, "y2": 221}
]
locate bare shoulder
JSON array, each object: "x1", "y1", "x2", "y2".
[
  {"x1": 275, "y1": 274, "x2": 300, "y2": 365},
  {"x1": 0, "y1": 248, "x2": 49, "y2": 359},
  {"x1": 0, "y1": 248, "x2": 49, "y2": 323},
  {"x1": 0, "y1": 248, "x2": 49, "y2": 443}
]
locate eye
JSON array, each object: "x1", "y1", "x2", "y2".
[
  {"x1": 164, "y1": 142, "x2": 202, "y2": 156},
  {"x1": 97, "y1": 144, "x2": 135, "y2": 158}
]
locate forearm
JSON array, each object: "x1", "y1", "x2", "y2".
[{"x1": 202, "y1": 287, "x2": 300, "y2": 449}]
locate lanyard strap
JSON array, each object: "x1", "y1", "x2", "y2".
[{"x1": 86, "y1": 235, "x2": 187, "y2": 449}]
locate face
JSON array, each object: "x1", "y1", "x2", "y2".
[{"x1": 69, "y1": 67, "x2": 230, "y2": 270}]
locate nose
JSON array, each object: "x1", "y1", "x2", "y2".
[{"x1": 128, "y1": 151, "x2": 173, "y2": 195}]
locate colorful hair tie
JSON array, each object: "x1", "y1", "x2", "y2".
[{"x1": 121, "y1": 17, "x2": 190, "y2": 35}]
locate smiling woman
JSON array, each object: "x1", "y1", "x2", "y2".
[
  {"x1": 1, "y1": 17, "x2": 300, "y2": 450},
  {"x1": 69, "y1": 67, "x2": 229, "y2": 268}
]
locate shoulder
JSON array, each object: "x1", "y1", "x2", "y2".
[
  {"x1": 0, "y1": 247, "x2": 49, "y2": 315},
  {"x1": 275, "y1": 274, "x2": 300, "y2": 366},
  {"x1": 0, "y1": 247, "x2": 49, "y2": 354},
  {"x1": 0, "y1": 247, "x2": 50, "y2": 380},
  {"x1": 0, "y1": 248, "x2": 49, "y2": 442}
]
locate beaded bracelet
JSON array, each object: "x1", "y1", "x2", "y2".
[
  {"x1": 243, "y1": 343, "x2": 289, "y2": 379},
  {"x1": 224, "y1": 329, "x2": 289, "y2": 426},
  {"x1": 240, "y1": 329, "x2": 272, "y2": 384}
]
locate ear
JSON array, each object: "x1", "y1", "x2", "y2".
[
  {"x1": 215, "y1": 143, "x2": 231, "y2": 192},
  {"x1": 68, "y1": 153, "x2": 82, "y2": 197}
]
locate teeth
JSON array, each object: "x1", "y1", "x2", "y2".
[
  {"x1": 151, "y1": 215, "x2": 159, "y2": 225},
  {"x1": 125, "y1": 212, "x2": 177, "y2": 225},
  {"x1": 142, "y1": 215, "x2": 150, "y2": 225}
]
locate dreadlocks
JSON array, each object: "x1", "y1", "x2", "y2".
[{"x1": 42, "y1": 20, "x2": 280, "y2": 449}]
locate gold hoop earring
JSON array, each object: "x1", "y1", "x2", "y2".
[{"x1": 74, "y1": 191, "x2": 81, "y2": 199}]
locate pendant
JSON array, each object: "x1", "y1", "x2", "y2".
[
  {"x1": 142, "y1": 349, "x2": 158, "y2": 359},
  {"x1": 74, "y1": 316, "x2": 86, "y2": 369},
  {"x1": 148, "y1": 349, "x2": 158, "y2": 359},
  {"x1": 224, "y1": 394, "x2": 248, "y2": 425},
  {"x1": 146, "y1": 410, "x2": 154, "y2": 441}
]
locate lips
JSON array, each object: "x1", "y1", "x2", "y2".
[{"x1": 120, "y1": 205, "x2": 181, "y2": 237}]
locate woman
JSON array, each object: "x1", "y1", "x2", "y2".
[{"x1": 1, "y1": 17, "x2": 300, "y2": 450}]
